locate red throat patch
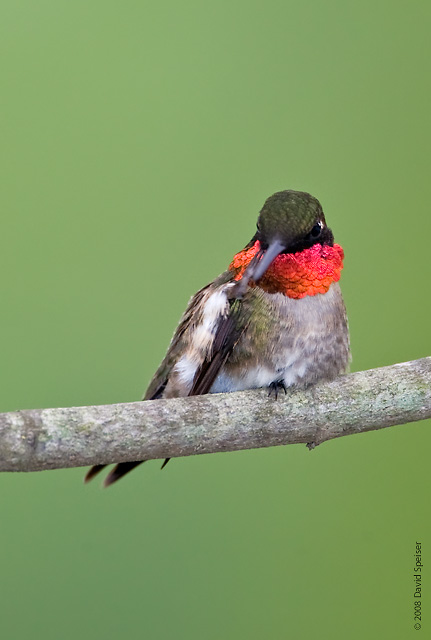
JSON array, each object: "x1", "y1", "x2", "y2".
[{"x1": 229, "y1": 240, "x2": 344, "y2": 299}]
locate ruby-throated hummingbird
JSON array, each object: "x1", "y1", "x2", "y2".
[{"x1": 85, "y1": 190, "x2": 350, "y2": 486}]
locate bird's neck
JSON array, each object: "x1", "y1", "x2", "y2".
[{"x1": 229, "y1": 240, "x2": 344, "y2": 299}]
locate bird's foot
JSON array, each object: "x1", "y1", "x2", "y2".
[{"x1": 268, "y1": 379, "x2": 287, "y2": 400}]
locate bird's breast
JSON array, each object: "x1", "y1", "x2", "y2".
[{"x1": 210, "y1": 282, "x2": 350, "y2": 393}]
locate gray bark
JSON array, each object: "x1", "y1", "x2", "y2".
[{"x1": 0, "y1": 357, "x2": 430, "y2": 472}]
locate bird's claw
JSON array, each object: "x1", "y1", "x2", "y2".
[{"x1": 268, "y1": 379, "x2": 287, "y2": 400}]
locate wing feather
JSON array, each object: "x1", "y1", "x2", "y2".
[
  {"x1": 189, "y1": 297, "x2": 248, "y2": 395},
  {"x1": 143, "y1": 283, "x2": 212, "y2": 400}
]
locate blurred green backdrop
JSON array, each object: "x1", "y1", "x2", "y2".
[{"x1": 1, "y1": 1, "x2": 430, "y2": 638}]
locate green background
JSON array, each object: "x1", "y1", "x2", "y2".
[{"x1": 1, "y1": 1, "x2": 430, "y2": 638}]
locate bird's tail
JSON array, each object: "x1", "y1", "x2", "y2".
[{"x1": 84, "y1": 461, "x2": 145, "y2": 487}]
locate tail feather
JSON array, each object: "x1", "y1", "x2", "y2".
[
  {"x1": 103, "y1": 461, "x2": 145, "y2": 487},
  {"x1": 160, "y1": 458, "x2": 171, "y2": 470},
  {"x1": 84, "y1": 464, "x2": 107, "y2": 483}
]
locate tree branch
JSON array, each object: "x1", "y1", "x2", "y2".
[{"x1": 1, "y1": 357, "x2": 430, "y2": 473}]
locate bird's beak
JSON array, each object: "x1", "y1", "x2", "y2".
[
  {"x1": 234, "y1": 238, "x2": 285, "y2": 299},
  {"x1": 249, "y1": 239, "x2": 285, "y2": 282}
]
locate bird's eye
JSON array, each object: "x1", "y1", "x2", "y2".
[{"x1": 310, "y1": 221, "x2": 323, "y2": 238}]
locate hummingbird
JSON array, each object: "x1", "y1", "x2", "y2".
[{"x1": 85, "y1": 190, "x2": 350, "y2": 486}]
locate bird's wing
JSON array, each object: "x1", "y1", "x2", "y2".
[
  {"x1": 143, "y1": 282, "x2": 214, "y2": 400},
  {"x1": 188, "y1": 297, "x2": 248, "y2": 395},
  {"x1": 144, "y1": 267, "x2": 250, "y2": 400}
]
